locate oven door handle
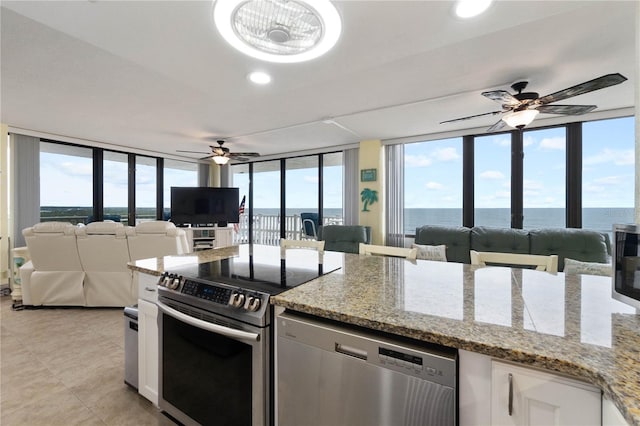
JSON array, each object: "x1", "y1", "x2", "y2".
[{"x1": 157, "y1": 301, "x2": 260, "y2": 342}]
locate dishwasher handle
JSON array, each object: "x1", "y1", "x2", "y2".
[{"x1": 335, "y1": 342, "x2": 368, "y2": 360}]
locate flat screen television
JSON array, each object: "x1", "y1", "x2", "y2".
[{"x1": 170, "y1": 187, "x2": 240, "y2": 227}]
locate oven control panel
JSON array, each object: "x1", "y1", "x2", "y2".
[{"x1": 157, "y1": 272, "x2": 267, "y2": 313}]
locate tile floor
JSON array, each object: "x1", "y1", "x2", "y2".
[{"x1": 0, "y1": 296, "x2": 175, "y2": 425}]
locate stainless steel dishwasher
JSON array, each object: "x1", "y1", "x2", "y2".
[{"x1": 277, "y1": 312, "x2": 457, "y2": 426}]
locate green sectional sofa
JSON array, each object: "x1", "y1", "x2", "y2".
[{"x1": 414, "y1": 225, "x2": 611, "y2": 272}]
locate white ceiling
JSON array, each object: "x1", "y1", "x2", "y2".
[{"x1": 1, "y1": 1, "x2": 636, "y2": 162}]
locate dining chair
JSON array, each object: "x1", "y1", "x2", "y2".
[
  {"x1": 280, "y1": 238, "x2": 325, "y2": 252},
  {"x1": 359, "y1": 243, "x2": 418, "y2": 260},
  {"x1": 469, "y1": 250, "x2": 559, "y2": 273}
]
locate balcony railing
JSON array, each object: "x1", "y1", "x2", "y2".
[
  {"x1": 39, "y1": 213, "x2": 343, "y2": 246},
  {"x1": 233, "y1": 214, "x2": 343, "y2": 245}
]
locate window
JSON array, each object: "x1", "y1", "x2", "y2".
[
  {"x1": 103, "y1": 151, "x2": 129, "y2": 224},
  {"x1": 252, "y1": 161, "x2": 281, "y2": 244},
  {"x1": 323, "y1": 152, "x2": 343, "y2": 225},
  {"x1": 164, "y1": 159, "x2": 198, "y2": 220},
  {"x1": 285, "y1": 156, "x2": 318, "y2": 239},
  {"x1": 231, "y1": 163, "x2": 250, "y2": 243},
  {"x1": 523, "y1": 127, "x2": 566, "y2": 229},
  {"x1": 40, "y1": 142, "x2": 93, "y2": 224},
  {"x1": 474, "y1": 134, "x2": 511, "y2": 227},
  {"x1": 582, "y1": 116, "x2": 634, "y2": 233},
  {"x1": 135, "y1": 156, "x2": 157, "y2": 223},
  {"x1": 404, "y1": 138, "x2": 463, "y2": 232}
]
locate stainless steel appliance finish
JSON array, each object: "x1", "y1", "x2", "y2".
[
  {"x1": 123, "y1": 305, "x2": 138, "y2": 389},
  {"x1": 157, "y1": 275, "x2": 270, "y2": 426},
  {"x1": 612, "y1": 223, "x2": 640, "y2": 309},
  {"x1": 277, "y1": 312, "x2": 457, "y2": 426},
  {"x1": 157, "y1": 245, "x2": 342, "y2": 426}
]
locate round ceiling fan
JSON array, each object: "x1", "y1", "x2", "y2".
[
  {"x1": 177, "y1": 140, "x2": 260, "y2": 164},
  {"x1": 440, "y1": 73, "x2": 627, "y2": 133}
]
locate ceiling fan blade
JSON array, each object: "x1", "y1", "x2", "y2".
[
  {"x1": 198, "y1": 155, "x2": 214, "y2": 160},
  {"x1": 440, "y1": 110, "x2": 504, "y2": 124},
  {"x1": 535, "y1": 104, "x2": 597, "y2": 115},
  {"x1": 232, "y1": 156, "x2": 250, "y2": 162},
  {"x1": 229, "y1": 152, "x2": 260, "y2": 157},
  {"x1": 536, "y1": 73, "x2": 627, "y2": 105},
  {"x1": 481, "y1": 90, "x2": 521, "y2": 107},
  {"x1": 486, "y1": 119, "x2": 507, "y2": 133},
  {"x1": 176, "y1": 149, "x2": 210, "y2": 154}
]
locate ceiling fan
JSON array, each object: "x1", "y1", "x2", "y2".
[
  {"x1": 177, "y1": 140, "x2": 260, "y2": 165},
  {"x1": 440, "y1": 73, "x2": 627, "y2": 133}
]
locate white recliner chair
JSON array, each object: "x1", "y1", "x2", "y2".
[
  {"x1": 126, "y1": 221, "x2": 190, "y2": 261},
  {"x1": 76, "y1": 221, "x2": 136, "y2": 307},
  {"x1": 21, "y1": 222, "x2": 86, "y2": 306}
]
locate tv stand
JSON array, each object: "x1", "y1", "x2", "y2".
[{"x1": 184, "y1": 226, "x2": 233, "y2": 251}]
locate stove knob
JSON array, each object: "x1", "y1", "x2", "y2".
[
  {"x1": 158, "y1": 272, "x2": 171, "y2": 287},
  {"x1": 247, "y1": 296, "x2": 261, "y2": 312},
  {"x1": 168, "y1": 276, "x2": 181, "y2": 290},
  {"x1": 231, "y1": 292, "x2": 246, "y2": 308}
]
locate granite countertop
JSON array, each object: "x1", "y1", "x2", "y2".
[
  {"x1": 271, "y1": 254, "x2": 640, "y2": 426},
  {"x1": 128, "y1": 245, "x2": 640, "y2": 425}
]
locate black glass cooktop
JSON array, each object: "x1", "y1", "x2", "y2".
[{"x1": 166, "y1": 247, "x2": 342, "y2": 296}]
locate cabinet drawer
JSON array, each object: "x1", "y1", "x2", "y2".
[{"x1": 136, "y1": 272, "x2": 159, "y2": 303}]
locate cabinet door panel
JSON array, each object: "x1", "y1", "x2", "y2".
[
  {"x1": 491, "y1": 361, "x2": 600, "y2": 426},
  {"x1": 138, "y1": 299, "x2": 159, "y2": 405}
]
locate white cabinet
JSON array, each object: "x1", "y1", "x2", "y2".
[
  {"x1": 491, "y1": 360, "x2": 601, "y2": 426},
  {"x1": 184, "y1": 227, "x2": 233, "y2": 251},
  {"x1": 603, "y1": 397, "x2": 630, "y2": 426},
  {"x1": 135, "y1": 272, "x2": 159, "y2": 406}
]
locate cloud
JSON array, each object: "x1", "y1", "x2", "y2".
[
  {"x1": 584, "y1": 148, "x2": 634, "y2": 166},
  {"x1": 405, "y1": 146, "x2": 460, "y2": 167},
  {"x1": 479, "y1": 170, "x2": 505, "y2": 180},
  {"x1": 405, "y1": 154, "x2": 432, "y2": 167},
  {"x1": 584, "y1": 184, "x2": 604, "y2": 193},
  {"x1": 424, "y1": 181, "x2": 443, "y2": 190},
  {"x1": 304, "y1": 175, "x2": 319, "y2": 183},
  {"x1": 524, "y1": 179, "x2": 543, "y2": 191},
  {"x1": 593, "y1": 175, "x2": 626, "y2": 185},
  {"x1": 538, "y1": 137, "x2": 565, "y2": 151},
  {"x1": 523, "y1": 136, "x2": 536, "y2": 147},
  {"x1": 432, "y1": 147, "x2": 460, "y2": 161},
  {"x1": 60, "y1": 161, "x2": 92, "y2": 177},
  {"x1": 493, "y1": 137, "x2": 511, "y2": 147}
]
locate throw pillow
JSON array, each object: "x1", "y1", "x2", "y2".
[
  {"x1": 411, "y1": 243, "x2": 447, "y2": 262},
  {"x1": 563, "y1": 258, "x2": 612, "y2": 277}
]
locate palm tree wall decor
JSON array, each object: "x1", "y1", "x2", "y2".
[{"x1": 360, "y1": 188, "x2": 378, "y2": 212}]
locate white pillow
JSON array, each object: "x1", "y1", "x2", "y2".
[
  {"x1": 563, "y1": 258, "x2": 611, "y2": 277},
  {"x1": 411, "y1": 243, "x2": 447, "y2": 262}
]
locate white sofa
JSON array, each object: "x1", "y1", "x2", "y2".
[{"x1": 20, "y1": 221, "x2": 189, "y2": 307}]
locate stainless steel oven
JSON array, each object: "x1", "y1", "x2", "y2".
[
  {"x1": 156, "y1": 245, "x2": 342, "y2": 426},
  {"x1": 157, "y1": 276, "x2": 271, "y2": 426}
]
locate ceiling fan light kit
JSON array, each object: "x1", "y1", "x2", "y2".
[
  {"x1": 212, "y1": 155, "x2": 231, "y2": 165},
  {"x1": 213, "y1": 0, "x2": 342, "y2": 63},
  {"x1": 455, "y1": 0, "x2": 493, "y2": 18},
  {"x1": 502, "y1": 109, "x2": 539, "y2": 129}
]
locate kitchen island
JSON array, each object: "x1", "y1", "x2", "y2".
[{"x1": 129, "y1": 244, "x2": 640, "y2": 425}]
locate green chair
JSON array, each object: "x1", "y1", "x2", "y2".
[{"x1": 319, "y1": 225, "x2": 371, "y2": 254}]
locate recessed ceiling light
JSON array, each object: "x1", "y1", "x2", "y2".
[
  {"x1": 213, "y1": 0, "x2": 342, "y2": 63},
  {"x1": 455, "y1": 0, "x2": 493, "y2": 18},
  {"x1": 248, "y1": 71, "x2": 272, "y2": 85}
]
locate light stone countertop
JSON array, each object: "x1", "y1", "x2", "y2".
[{"x1": 128, "y1": 245, "x2": 640, "y2": 425}]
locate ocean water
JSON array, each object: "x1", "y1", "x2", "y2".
[
  {"x1": 252, "y1": 207, "x2": 634, "y2": 235},
  {"x1": 41, "y1": 206, "x2": 635, "y2": 235}
]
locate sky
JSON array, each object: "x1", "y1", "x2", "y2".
[
  {"x1": 40, "y1": 117, "x2": 634, "y2": 211},
  {"x1": 404, "y1": 116, "x2": 634, "y2": 210}
]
